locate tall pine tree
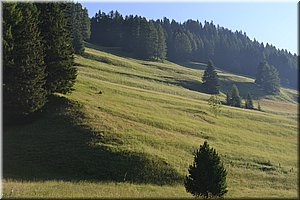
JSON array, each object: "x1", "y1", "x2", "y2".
[
  {"x1": 37, "y1": 3, "x2": 76, "y2": 94},
  {"x1": 81, "y1": 7, "x2": 91, "y2": 40},
  {"x1": 230, "y1": 84, "x2": 241, "y2": 107},
  {"x1": 245, "y1": 93, "x2": 254, "y2": 109},
  {"x1": 154, "y1": 23, "x2": 167, "y2": 60},
  {"x1": 184, "y1": 141, "x2": 227, "y2": 198},
  {"x1": 226, "y1": 91, "x2": 231, "y2": 105},
  {"x1": 255, "y1": 61, "x2": 280, "y2": 94},
  {"x1": 146, "y1": 20, "x2": 158, "y2": 59},
  {"x1": 171, "y1": 30, "x2": 192, "y2": 61},
  {"x1": 139, "y1": 20, "x2": 158, "y2": 59},
  {"x1": 202, "y1": 60, "x2": 220, "y2": 94},
  {"x1": 64, "y1": 2, "x2": 85, "y2": 55},
  {"x1": 3, "y1": 3, "x2": 47, "y2": 117},
  {"x1": 3, "y1": 3, "x2": 21, "y2": 78},
  {"x1": 73, "y1": 3, "x2": 85, "y2": 54}
]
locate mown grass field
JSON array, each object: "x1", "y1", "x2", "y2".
[{"x1": 3, "y1": 43, "x2": 298, "y2": 198}]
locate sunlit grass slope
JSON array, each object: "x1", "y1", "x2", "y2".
[{"x1": 3, "y1": 44, "x2": 298, "y2": 198}]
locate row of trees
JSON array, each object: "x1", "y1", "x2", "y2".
[
  {"x1": 226, "y1": 85, "x2": 242, "y2": 108},
  {"x1": 201, "y1": 60, "x2": 278, "y2": 111},
  {"x1": 226, "y1": 85, "x2": 256, "y2": 110},
  {"x1": 89, "y1": 10, "x2": 297, "y2": 89},
  {"x1": 3, "y1": 2, "x2": 89, "y2": 119},
  {"x1": 202, "y1": 60, "x2": 280, "y2": 96},
  {"x1": 65, "y1": 2, "x2": 90, "y2": 55},
  {"x1": 91, "y1": 11, "x2": 166, "y2": 60}
]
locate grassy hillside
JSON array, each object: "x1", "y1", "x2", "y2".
[{"x1": 3, "y1": 44, "x2": 298, "y2": 198}]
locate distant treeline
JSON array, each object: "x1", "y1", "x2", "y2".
[{"x1": 90, "y1": 10, "x2": 298, "y2": 89}]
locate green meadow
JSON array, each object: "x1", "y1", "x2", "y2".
[{"x1": 3, "y1": 44, "x2": 298, "y2": 198}]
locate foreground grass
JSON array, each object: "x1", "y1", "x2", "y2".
[
  {"x1": 3, "y1": 178, "x2": 296, "y2": 198},
  {"x1": 3, "y1": 45, "x2": 298, "y2": 198},
  {"x1": 3, "y1": 180, "x2": 189, "y2": 198}
]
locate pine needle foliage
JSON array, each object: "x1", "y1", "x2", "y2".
[
  {"x1": 184, "y1": 141, "x2": 228, "y2": 198},
  {"x1": 245, "y1": 93, "x2": 254, "y2": 109},
  {"x1": 202, "y1": 60, "x2": 220, "y2": 94},
  {"x1": 38, "y1": 3, "x2": 76, "y2": 94},
  {"x1": 3, "y1": 3, "x2": 47, "y2": 117}
]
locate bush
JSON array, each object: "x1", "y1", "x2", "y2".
[
  {"x1": 245, "y1": 93, "x2": 254, "y2": 109},
  {"x1": 184, "y1": 141, "x2": 228, "y2": 198},
  {"x1": 208, "y1": 95, "x2": 222, "y2": 117}
]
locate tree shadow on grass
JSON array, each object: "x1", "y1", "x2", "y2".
[
  {"x1": 219, "y1": 79, "x2": 267, "y2": 99},
  {"x1": 85, "y1": 42, "x2": 137, "y2": 59},
  {"x1": 3, "y1": 95, "x2": 182, "y2": 185},
  {"x1": 175, "y1": 78, "x2": 267, "y2": 100},
  {"x1": 175, "y1": 79, "x2": 206, "y2": 93},
  {"x1": 175, "y1": 61, "x2": 207, "y2": 70},
  {"x1": 172, "y1": 61, "x2": 269, "y2": 99}
]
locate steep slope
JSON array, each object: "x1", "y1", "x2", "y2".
[{"x1": 3, "y1": 44, "x2": 298, "y2": 198}]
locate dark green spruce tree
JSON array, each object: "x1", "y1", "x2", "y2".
[
  {"x1": 3, "y1": 3, "x2": 47, "y2": 117},
  {"x1": 202, "y1": 60, "x2": 220, "y2": 94},
  {"x1": 64, "y1": 2, "x2": 84, "y2": 55},
  {"x1": 171, "y1": 30, "x2": 192, "y2": 61},
  {"x1": 3, "y1": 3, "x2": 20, "y2": 76},
  {"x1": 184, "y1": 141, "x2": 228, "y2": 198},
  {"x1": 81, "y1": 7, "x2": 91, "y2": 40},
  {"x1": 257, "y1": 101, "x2": 262, "y2": 111},
  {"x1": 154, "y1": 23, "x2": 167, "y2": 60},
  {"x1": 230, "y1": 84, "x2": 241, "y2": 107},
  {"x1": 255, "y1": 61, "x2": 280, "y2": 94},
  {"x1": 3, "y1": 2, "x2": 22, "y2": 118},
  {"x1": 226, "y1": 91, "x2": 231, "y2": 105},
  {"x1": 37, "y1": 3, "x2": 76, "y2": 94},
  {"x1": 72, "y1": 3, "x2": 85, "y2": 54},
  {"x1": 139, "y1": 20, "x2": 158, "y2": 59},
  {"x1": 136, "y1": 17, "x2": 148, "y2": 58},
  {"x1": 245, "y1": 93, "x2": 254, "y2": 109}
]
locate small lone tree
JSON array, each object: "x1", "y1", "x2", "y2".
[
  {"x1": 208, "y1": 95, "x2": 222, "y2": 117},
  {"x1": 226, "y1": 91, "x2": 231, "y2": 106},
  {"x1": 257, "y1": 101, "x2": 262, "y2": 111},
  {"x1": 184, "y1": 141, "x2": 228, "y2": 198},
  {"x1": 230, "y1": 84, "x2": 241, "y2": 107},
  {"x1": 202, "y1": 60, "x2": 220, "y2": 94},
  {"x1": 245, "y1": 93, "x2": 254, "y2": 109},
  {"x1": 255, "y1": 61, "x2": 280, "y2": 94}
]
